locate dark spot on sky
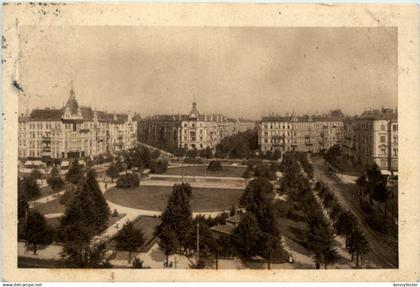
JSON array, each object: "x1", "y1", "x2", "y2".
[{"x1": 13, "y1": 80, "x2": 24, "y2": 92}]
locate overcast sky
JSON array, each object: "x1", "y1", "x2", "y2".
[{"x1": 18, "y1": 26, "x2": 397, "y2": 119}]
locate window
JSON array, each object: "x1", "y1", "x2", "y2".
[
  {"x1": 393, "y1": 148, "x2": 398, "y2": 156},
  {"x1": 393, "y1": 125, "x2": 398, "y2": 131},
  {"x1": 380, "y1": 124, "x2": 386, "y2": 131},
  {"x1": 380, "y1": 135, "x2": 386, "y2": 143},
  {"x1": 380, "y1": 148, "x2": 386, "y2": 155}
]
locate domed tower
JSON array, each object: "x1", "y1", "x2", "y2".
[
  {"x1": 189, "y1": 96, "x2": 200, "y2": 121},
  {"x1": 62, "y1": 82, "x2": 83, "y2": 121}
]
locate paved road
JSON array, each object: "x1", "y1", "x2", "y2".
[{"x1": 311, "y1": 156, "x2": 398, "y2": 268}]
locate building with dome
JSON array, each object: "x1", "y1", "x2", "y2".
[
  {"x1": 18, "y1": 88, "x2": 137, "y2": 161},
  {"x1": 138, "y1": 99, "x2": 255, "y2": 151}
]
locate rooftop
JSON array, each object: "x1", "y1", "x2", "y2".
[{"x1": 211, "y1": 224, "x2": 236, "y2": 235}]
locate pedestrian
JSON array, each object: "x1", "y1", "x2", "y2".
[{"x1": 289, "y1": 253, "x2": 294, "y2": 264}]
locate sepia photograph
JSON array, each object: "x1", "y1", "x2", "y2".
[{"x1": 2, "y1": 2, "x2": 419, "y2": 283}]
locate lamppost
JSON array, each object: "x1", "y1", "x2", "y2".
[{"x1": 196, "y1": 215, "x2": 200, "y2": 267}]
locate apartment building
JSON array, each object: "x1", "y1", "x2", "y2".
[
  {"x1": 18, "y1": 88, "x2": 137, "y2": 161},
  {"x1": 259, "y1": 113, "x2": 344, "y2": 155}
]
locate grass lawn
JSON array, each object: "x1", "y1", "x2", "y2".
[
  {"x1": 165, "y1": 166, "x2": 245, "y2": 178},
  {"x1": 104, "y1": 185, "x2": 244, "y2": 212},
  {"x1": 33, "y1": 199, "x2": 66, "y2": 215}
]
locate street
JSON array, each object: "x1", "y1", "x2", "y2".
[{"x1": 311, "y1": 156, "x2": 398, "y2": 268}]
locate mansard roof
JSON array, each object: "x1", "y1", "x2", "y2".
[{"x1": 30, "y1": 108, "x2": 64, "y2": 121}]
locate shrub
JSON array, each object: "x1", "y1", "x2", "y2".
[
  {"x1": 116, "y1": 173, "x2": 140, "y2": 188},
  {"x1": 207, "y1": 161, "x2": 223, "y2": 171},
  {"x1": 132, "y1": 258, "x2": 150, "y2": 269},
  {"x1": 59, "y1": 189, "x2": 74, "y2": 205},
  {"x1": 150, "y1": 158, "x2": 168, "y2": 174},
  {"x1": 112, "y1": 209, "x2": 119, "y2": 217}
]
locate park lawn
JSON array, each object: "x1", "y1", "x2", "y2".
[
  {"x1": 132, "y1": 216, "x2": 161, "y2": 243},
  {"x1": 104, "y1": 185, "x2": 244, "y2": 212},
  {"x1": 33, "y1": 199, "x2": 66, "y2": 215},
  {"x1": 165, "y1": 166, "x2": 245, "y2": 178}
]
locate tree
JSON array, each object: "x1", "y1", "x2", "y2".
[
  {"x1": 30, "y1": 169, "x2": 43, "y2": 180},
  {"x1": 157, "y1": 184, "x2": 193, "y2": 251},
  {"x1": 254, "y1": 165, "x2": 276, "y2": 180},
  {"x1": 19, "y1": 176, "x2": 40, "y2": 202},
  {"x1": 335, "y1": 210, "x2": 357, "y2": 248},
  {"x1": 232, "y1": 212, "x2": 261, "y2": 258},
  {"x1": 240, "y1": 177, "x2": 274, "y2": 213},
  {"x1": 132, "y1": 258, "x2": 150, "y2": 269},
  {"x1": 58, "y1": 175, "x2": 110, "y2": 266},
  {"x1": 106, "y1": 163, "x2": 120, "y2": 183},
  {"x1": 356, "y1": 174, "x2": 367, "y2": 197},
  {"x1": 207, "y1": 161, "x2": 223, "y2": 171},
  {"x1": 150, "y1": 157, "x2": 168, "y2": 173},
  {"x1": 47, "y1": 166, "x2": 65, "y2": 197},
  {"x1": 25, "y1": 210, "x2": 53, "y2": 254},
  {"x1": 157, "y1": 224, "x2": 179, "y2": 263},
  {"x1": 258, "y1": 232, "x2": 279, "y2": 270},
  {"x1": 348, "y1": 226, "x2": 369, "y2": 268},
  {"x1": 230, "y1": 204, "x2": 236, "y2": 216},
  {"x1": 305, "y1": 209, "x2": 338, "y2": 269},
  {"x1": 85, "y1": 169, "x2": 110, "y2": 231},
  {"x1": 66, "y1": 160, "x2": 83, "y2": 185},
  {"x1": 115, "y1": 221, "x2": 145, "y2": 263},
  {"x1": 242, "y1": 167, "x2": 252, "y2": 184}
]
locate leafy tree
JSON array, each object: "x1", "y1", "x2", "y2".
[
  {"x1": 132, "y1": 258, "x2": 150, "y2": 269},
  {"x1": 25, "y1": 210, "x2": 53, "y2": 254},
  {"x1": 19, "y1": 176, "x2": 40, "y2": 202},
  {"x1": 254, "y1": 165, "x2": 276, "y2": 180},
  {"x1": 150, "y1": 157, "x2": 168, "y2": 173},
  {"x1": 258, "y1": 232, "x2": 279, "y2": 270},
  {"x1": 47, "y1": 166, "x2": 65, "y2": 197},
  {"x1": 230, "y1": 204, "x2": 236, "y2": 216},
  {"x1": 30, "y1": 169, "x2": 43, "y2": 180},
  {"x1": 66, "y1": 160, "x2": 83, "y2": 185},
  {"x1": 348, "y1": 226, "x2": 369, "y2": 268},
  {"x1": 232, "y1": 212, "x2": 261, "y2": 258},
  {"x1": 305, "y1": 209, "x2": 338, "y2": 269},
  {"x1": 157, "y1": 184, "x2": 193, "y2": 251},
  {"x1": 58, "y1": 174, "x2": 110, "y2": 266},
  {"x1": 207, "y1": 161, "x2": 223, "y2": 171},
  {"x1": 18, "y1": 189, "x2": 29, "y2": 224},
  {"x1": 115, "y1": 221, "x2": 145, "y2": 263},
  {"x1": 242, "y1": 167, "x2": 252, "y2": 184},
  {"x1": 106, "y1": 163, "x2": 120, "y2": 183},
  {"x1": 151, "y1": 149, "x2": 161, "y2": 160},
  {"x1": 85, "y1": 169, "x2": 110, "y2": 231},
  {"x1": 356, "y1": 174, "x2": 367, "y2": 197},
  {"x1": 157, "y1": 224, "x2": 179, "y2": 262},
  {"x1": 240, "y1": 177, "x2": 274, "y2": 213}
]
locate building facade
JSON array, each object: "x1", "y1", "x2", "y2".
[
  {"x1": 259, "y1": 113, "x2": 344, "y2": 155},
  {"x1": 342, "y1": 109, "x2": 398, "y2": 172},
  {"x1": 18, "y1": 88, "x2": 137, "y2": 161},
  {"x1": 138, "y1": 100, "x2": 255, "y2": 151}
]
